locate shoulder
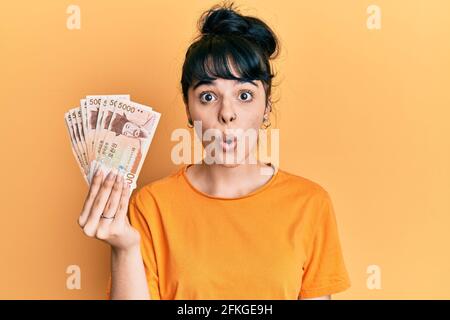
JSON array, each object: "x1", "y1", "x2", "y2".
[
  {"x1": 275, "y1": 168, "x2": 331, "y2": 201},
  {"x1": 130, "y1": 165, "x2": 185, "y2": 204},
  {"x1": 276, "y1": 169, "x2": 339, "y2": 236}
]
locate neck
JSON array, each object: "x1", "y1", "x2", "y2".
[
  {"x1": 204, "y1": 162, "x2": 263, "y2": 180},
  {"x1": 191, "y1": 161, "x2": 274, "y2": 198}
]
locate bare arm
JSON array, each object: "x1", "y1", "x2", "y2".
[{"x1": 110, "y1": 245, "x2": 150, "y2": 300}]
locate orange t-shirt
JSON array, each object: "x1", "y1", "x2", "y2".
[{"x1": 106, "y1": 164, "x2": 351, "y2": 299}]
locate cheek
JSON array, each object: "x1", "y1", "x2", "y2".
[
  {"x1": 190, "y1": 105, "x2": 215, "y2": 127},
  {"x1": 242, "y1": 108, "x2": 265, "y2": 129}
]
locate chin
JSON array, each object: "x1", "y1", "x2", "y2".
[
  {"x1": 218, "y1": 153, "x2": 252, "y2": 168},
  {"x1": 218, "y1": 162, "x2": 241, "y2": 168}
]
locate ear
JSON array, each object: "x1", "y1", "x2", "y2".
[{"x1": 184, "y1": 102, "x2": 192, "y2": 123}]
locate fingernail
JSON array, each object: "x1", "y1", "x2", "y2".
[
  {"x1": 107, "y1": 169, "x2": 116, "y2": 180},
  {"x1": 100, "y1": 164, "x2": 107, "y2": 176}
]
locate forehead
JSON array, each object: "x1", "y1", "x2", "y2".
[{"x1": 192, "y1": 78, "x2": 260, "y2": 91}]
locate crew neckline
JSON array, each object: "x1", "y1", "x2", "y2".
[{"x1": 181, "y1": 163, "x2": 280, "y2": 200}]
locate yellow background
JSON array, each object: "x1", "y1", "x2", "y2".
[{"x1": 1, "y1": 0, "x2": 449, "y2": 299}]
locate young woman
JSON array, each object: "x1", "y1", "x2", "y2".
[{"x1": 78, "y1": 3, "x2": 351, "y2": 300}]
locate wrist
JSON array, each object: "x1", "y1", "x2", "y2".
[{"x1": 111, "y1": 243, "x2": 141, "y2": 257}]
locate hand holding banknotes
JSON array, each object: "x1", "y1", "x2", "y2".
[
  {"x1": 65, "y1": 94, "x2": 160, "y2": 249},
  {"x1": 77, "y1": 165, "x2": 141, "y2": 251}
]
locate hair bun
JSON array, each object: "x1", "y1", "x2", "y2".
[
  {"x1": 201, "y1": 7, "x2": 249, "y2": 36},
  {"x1": 199, "y1": 4, "x2": 278, "y2": 58}
]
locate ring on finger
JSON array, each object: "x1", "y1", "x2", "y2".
[{"x1": 100, "y1": 213, "x2": 115, "y2": 219}]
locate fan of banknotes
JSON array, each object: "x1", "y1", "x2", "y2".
[{"x1": 64, "y1": 94, "x2": 161, "y2": 191}]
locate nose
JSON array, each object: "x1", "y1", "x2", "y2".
[{"x1": 218, "y1": 98, "x2": 237, "y2": 125}]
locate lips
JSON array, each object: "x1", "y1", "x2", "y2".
[
  {"x1": 220, "y1": 133, "x2": 237, "y2": 152},
  {"x1": 222, "y1": 134, "x2": 237, "y2": 144}
]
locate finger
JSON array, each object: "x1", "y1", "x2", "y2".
[
  {"x1": 96, "y1": 173, "x2": 125, "y2": 239},
  {"x1": 83, "y1": 168, "x2": 118, "y2": 236},
  {"x1": 114, "y1": 180, "x2": 132, "y2": 222},
  {"x1": 98, "y1": 173, "x2": 124, "y2": 227},
  {"x1": 78, "y1": 166, "x2": 104, "y2": 227}
]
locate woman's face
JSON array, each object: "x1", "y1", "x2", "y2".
[{"x1": 187, "y1": 71, "x2": 268, "y2": 167}]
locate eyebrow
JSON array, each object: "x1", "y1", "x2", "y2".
[{"x1": 193, "y1": 79, "x2": 258, "y2": 90}]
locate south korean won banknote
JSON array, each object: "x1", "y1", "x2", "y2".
[
  {"x1": 88, "y1": 98, "x2": 161, "y2": 191},
  {"x1": 64, "y1": 95, "x2": 160, "y2": 190}
]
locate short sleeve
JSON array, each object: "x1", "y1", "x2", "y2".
[
  {"x1": 299, "y1": 191, "x2": 351, "y2": 299},
  {"x1": 105, "y1": 188, "x2": 161, "y2": 300}
]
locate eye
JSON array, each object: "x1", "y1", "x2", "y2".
[
  {"x1": 199, "y1": 91, "x2": 217, "y2": 104},
  {"x1": 239, "y1": 90, "x2": 254, "y2": 102}
]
